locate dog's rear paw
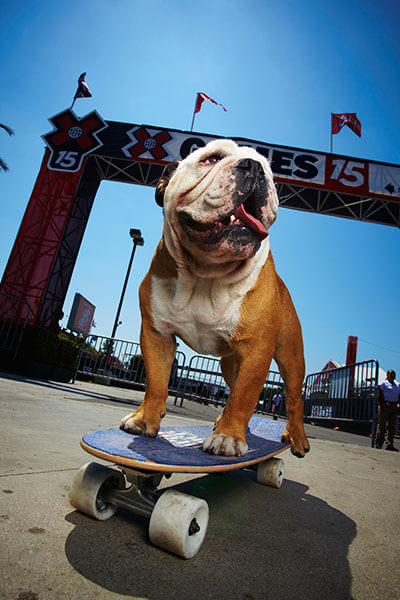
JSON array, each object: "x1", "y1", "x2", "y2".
[
  {"x1": 202, "y1": 433, "x2": 248, "y2": 457},
  {"x1": 281, "y1": 428, "x2": 310, "y2": 458}
]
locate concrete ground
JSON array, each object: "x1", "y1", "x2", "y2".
[{"x1": 0, "y1": 371, "x2": 399, "y2": 600}]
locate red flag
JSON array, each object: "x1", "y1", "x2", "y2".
[
  {"x1": 73, "y1": 72, "x2": 92, "y2": 100},
  {"x1": 331, "y1": 113, "x2": 361, "y2": 137},
  {"x1": 195, "y1": 92, "x2": 227, "y2": 114}
]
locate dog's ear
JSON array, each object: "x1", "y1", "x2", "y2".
[{"x1": 155, "y1": 161, "x2": 179, "y2": 207}]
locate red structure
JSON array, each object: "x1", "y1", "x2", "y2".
[
  {"x1": 346, "y1": 336, "x2": 358, "y2": 366},
  {"x1": 1, "y1": 108, "x2": 400, "y2": 331},
  {"x1": 1, "y1": 150, "x2": 85, "y2": 328},
  {"x1": 346, "y1": 335, "x2": 358, "y2": 393}
]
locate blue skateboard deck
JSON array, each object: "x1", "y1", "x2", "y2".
[{"x1": 81, "y1": 417, "x2": 290, "y2": 473}]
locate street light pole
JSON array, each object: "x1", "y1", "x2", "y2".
[{"x1": 111, "y1": 228, "x2": 144, "y2": 339}]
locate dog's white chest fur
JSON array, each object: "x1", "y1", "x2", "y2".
[
  {"x1": 151, "y1": 276, "x2": 240, "y2": 355},
  {"x1": 151, "y1": 242, "x2": 269, "y2": 356}
]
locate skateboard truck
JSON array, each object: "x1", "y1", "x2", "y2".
[{"x1": 100, "y1": 467, "x2": 164, "y2": 518}]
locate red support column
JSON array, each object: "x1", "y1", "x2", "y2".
[
  {"x1": 0, "y1": 149, "x2": 84, "y2": 325},
  {"x1": 346, "y1": 336, "x2": 358, "y2": 366},
  {"x1": 346, "y1": 335, "x2": 358, "y2": 395}
]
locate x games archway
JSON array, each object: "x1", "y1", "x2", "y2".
[{"x1": 1, "y1": 108, "x2": 399, "y2": 330}]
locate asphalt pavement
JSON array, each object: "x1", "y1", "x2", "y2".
[{"x1": 0, "y1": 371, "x2": 399, "y2": 600}]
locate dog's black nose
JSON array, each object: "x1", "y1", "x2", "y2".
[
  {"x1": 236, "y1": 158, "x2": 254, "y2": 170},
  {"x1": 235, "y1": 158, "x2": 264, "y2": 173}
]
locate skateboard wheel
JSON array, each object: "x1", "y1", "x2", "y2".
[
  {"x1": 257, "y1": 458, "x2": 285, "y2": 488},
  {"x1": 149, "y1": 490, "x2": 209, "y2": 559},
  {"x1": 69, "y1": 462, "x2": 125, "y2": 520}
]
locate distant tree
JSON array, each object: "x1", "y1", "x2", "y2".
[
  {"x1": 101, "y1": 339, "x2": 114, "y2": 356},
  {"x1": 0, "y1": 123, "x2": 14, "y2": 172},
  {"x1": 98, "y1": 339, "x2": 114, "y2": 368}
]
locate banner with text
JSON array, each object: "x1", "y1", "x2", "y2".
[{"x1": 43, "y1": 111, "x2": 400, "y2": 202}]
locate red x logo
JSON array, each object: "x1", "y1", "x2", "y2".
[
  {"x1": 43, "y1": 109, "x2": 107, "y2": 172},
  {"x1": 124, "y1": 127, "x2": 172, "y2": 161},
  {"x1": 46, "y1": 112, "x2": 105, "y2": 151}
]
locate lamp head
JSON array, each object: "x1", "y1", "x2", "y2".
[{"x1": 129, "y1": 228, "x2": 144, "y2": 246}]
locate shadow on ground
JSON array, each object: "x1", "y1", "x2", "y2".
[
  {"x1": 1, "y1": 371, "x2": 139, "y2": 405},
  {"x1": 65, "y1": 470, "x2": 355, "y2": 600}
]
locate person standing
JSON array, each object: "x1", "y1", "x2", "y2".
[
  {"x1": 272, "y1": 390, "x2": 283, "y2": 421},
  {"x1": 375, "y1": 370, "x2": 400, "y2": 451}
]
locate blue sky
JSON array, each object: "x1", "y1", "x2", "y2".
[{"x1": 1, "y1": 0, "x2": 399, "y2": 375}]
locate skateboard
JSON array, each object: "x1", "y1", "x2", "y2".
[{"x1": 69, "y1": 416, "x2": 290, "y2": 559}]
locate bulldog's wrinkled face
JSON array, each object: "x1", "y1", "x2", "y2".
[{"x1": 156, "y1": 139, "x2": 279, "y2": 274}]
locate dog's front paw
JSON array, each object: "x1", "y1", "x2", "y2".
[
  {"x1": 119, "y1": 411, "x2": 160, "y2": 437},
  {"x1": 202, "y1": 432, "x2": 248, "y2": 457},
  {"x1": 281, "y1": 426, "x2": 310, "y2": 458}
]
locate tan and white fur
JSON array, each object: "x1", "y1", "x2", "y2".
[{"x1": 120, "y1": 139, "x2": 310, "y2": 458}]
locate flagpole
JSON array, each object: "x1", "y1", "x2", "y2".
[
  {"x1": 330, "y1": 113, "x2": 333, "y2": 153},
  {"x1": 190, "y1": 94, "x2": 198, "y2": 132}
]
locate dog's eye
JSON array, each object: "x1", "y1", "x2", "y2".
[{"x1": 200, "y1": 153, "x2": 223, "y2": 165}]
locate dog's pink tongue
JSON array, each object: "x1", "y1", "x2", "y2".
[{"x1": 234, "y1": 204, "x2": 268, "y2": 239}]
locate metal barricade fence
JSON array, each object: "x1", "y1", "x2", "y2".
[
  {"x1": 74, "y1": 334, "x2": 186, "y2": 392},
  {"x1": 0, "y1": 292, "x2": 31, "y2": 357},
  {"x1": 76, "y1": 339, "x2": 284, "y2": 415},
  {"x1": 174, "y1": 355, "x2": 226, "y2": 407},
  {"x1": 174, "y1": 354, "x2": 284, "y2": 415},
  {"x1": 303, "y1": 359, "x2": 379, "y2": 423},
  {"x1": 74, "y1": 338, "x2": 383, "y2": 435}
]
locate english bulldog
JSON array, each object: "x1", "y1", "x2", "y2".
[{"x1": 120, "y1": 139, "x2": 309, "y2": 458}]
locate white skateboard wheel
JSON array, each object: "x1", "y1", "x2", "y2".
[
  {"x1": 69, "y1": 462, "x2": 125, "y2": 520},
  {"x1": 149, "y1": 490, "x2": 209, "y2": 559},
  {"x1": 257, "y1": 457, "x2": 285, "y2": 488}
]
